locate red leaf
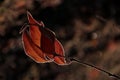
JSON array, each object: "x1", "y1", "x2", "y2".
[{"x1": 21, "y1": 11, "x2": 67, "y2": 65}]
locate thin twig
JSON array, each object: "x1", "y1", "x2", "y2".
[
  {"x1": 19, "y1": 23, "x2": 28, "y2": 34},
  {"x1": 69, "y1": 58, "x2": 120, "y2": 80}
]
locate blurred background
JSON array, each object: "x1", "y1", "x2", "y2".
[{"x1": 0, "y1": 0, "x2": 120, "y2": 80}]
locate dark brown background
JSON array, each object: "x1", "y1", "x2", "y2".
[{"x1": 0, "y1": 0, "x2": 120, "y2": 80}]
